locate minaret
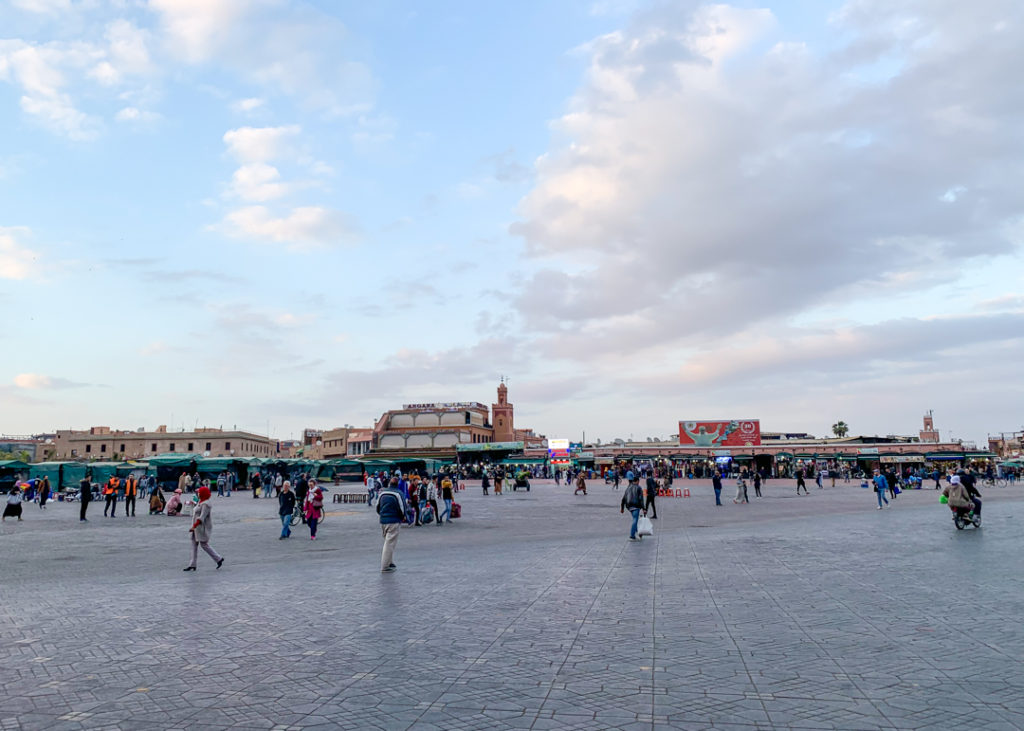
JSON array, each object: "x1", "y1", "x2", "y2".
[{"x1": 492, "y1": 379, "x2": 515, "y2": 442}]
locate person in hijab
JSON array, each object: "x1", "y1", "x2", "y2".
[
  {"x1": 305, "y1": 484, "x2": 325, "y2": 540},
  {"x1": 183, "y1": 486, "x2": 223, "y2": 572},
  {"x1": 149, "y1": 486, "x2": 166, "y2": 514},
  {"x1": 3, "y1": 485, "x2": 24, "y2": 521},
  {"x1": 166, "y1": 488, "x2": 184, "y2": 516}
]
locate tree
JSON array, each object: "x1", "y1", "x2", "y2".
[{"x1": 832, "y1": 421, "x2": 849, "y2": 438}]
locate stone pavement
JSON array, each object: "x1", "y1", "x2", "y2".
[{"x1": 2, "y1": 478, "x2": 1024, "y2": 730}]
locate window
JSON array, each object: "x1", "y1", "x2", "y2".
[
  {"x1": 187, "y1": 443, "x2": 194, "y2": 451},
  {"x1": 100, "y1": 444, "x2": 107, "y2": 453},
  {"x1": 465, "y1": 412, "x2": 472, "y2": 424},
  {"x1": 151, "y1": 443, "x2": 157, "y2": 452},
  {"x1": 120, "y1": 443, "x2": 125, "y2": 453},
  {"x1": 225, "y1": 442, "x2": 231, "y2": 450},
  {"x1": 206, "y1": 442, "x2": 211, "y2": 451},
  {"x1": 170, "y1": 443, "x2": 175, "y2": 452},
  {"x1": 86, "y1": 444, "x2": 92, "y2": 453}
]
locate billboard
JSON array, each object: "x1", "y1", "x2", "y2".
[
  {"x1": 548, "y1": 438, "x2": 571, "y2": 464},
  {"x1": 678, "y1": 420, "x2": 761, "y2": 447}
]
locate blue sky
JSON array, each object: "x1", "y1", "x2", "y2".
[{"x1": 2, "y1": 0, "x2": 1022, "y2": 446}]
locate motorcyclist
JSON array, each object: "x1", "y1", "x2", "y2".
[{"x1": 942, "y1": 475, "x2": 980, "y2": 522}]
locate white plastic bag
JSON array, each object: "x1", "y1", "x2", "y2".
[{"x1": 637, "y1": 515, "x2": 654, "y2": 537}]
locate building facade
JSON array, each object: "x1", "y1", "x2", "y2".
[
  {"x1": 52, "y1": 426, "x2": 274, "y2": 460},
  {"x1": 374, "y1": 402, "x2": 494, "y2": 450}
]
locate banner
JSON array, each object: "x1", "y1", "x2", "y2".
[
  {"x1": 456, "y1": 441, "x2": 524, "y2": 452},
  {"x1": 678, "y1": 420, "x2": 761, "y2": 447}
]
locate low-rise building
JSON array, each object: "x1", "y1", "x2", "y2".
[{"x1": 52, "y1": 425, "x2": 273, "y2": 461}]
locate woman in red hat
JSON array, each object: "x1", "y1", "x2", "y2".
[{"x1": 183, "y1": 486, "x2": 223, "y2": 572}]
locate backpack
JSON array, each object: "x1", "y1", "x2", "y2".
[{"x1": 420, "y1": 503, "x2": 435, "y2": 524}]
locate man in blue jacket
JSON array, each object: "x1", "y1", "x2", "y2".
[{"x1": 376, "y1": 481, "x2": 407, "y2": 573}]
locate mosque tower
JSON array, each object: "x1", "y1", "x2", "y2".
[{"x1": 491, "y1": 378, "x2": 515, "y2": 442}]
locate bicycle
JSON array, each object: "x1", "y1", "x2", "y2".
[
  {"x1": 290, "y1": 503, "x2": 326, "y2": 526},
  {"x1": 981, "y1": 477, "x2": 1008, "y2": 488}
]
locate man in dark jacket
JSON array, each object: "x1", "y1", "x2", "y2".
[
  {"x1": 644, "y1": 472, "x2": 659, "y2": 519},
  {"x1": 79, "y1": 476, "x2": 92, "y2": 521},
  {"x1": 712, "y1": 472, "x2": 723, "y2": 506},
  {"x1": 620, "y1": 472, "x2": 645, "y2": 541},
  {"x1": 278, "y1": 482, "x2": 296, "y2": 539},
  {"x1": 376, "y1": 482, "x2": 407, "y2": 572}
]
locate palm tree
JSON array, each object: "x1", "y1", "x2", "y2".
[{"x1": 832, "y1": 421, "x2": 849, "y2": 438}]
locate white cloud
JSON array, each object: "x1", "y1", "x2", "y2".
[
  {"x1": 222, "y1": 125, "x2": 300, "y2": 163},
  {"x1": 0, "y1": 226, "x2": 39, "y2": 280},
  {"x1": 13, "y1": 373, "x2": 90, "y2": 389},
  {"x1": 227, "y1": 162, "x2": 292, "y2": 202},
  {"x1": 511, "y1": 0, "x2": 1024, "y2": 353},
  {"x1": 220, "y1": 205, "x2": 357, "y2": 250},
  {"x1": 232, "y1": 97, "x2": 265, "y2": 113},
  {"x1": 11, "y1": 0, "x2": 71, "y2": 15},
  {"x1": 115, "y1": 106, "x2": 159, "y2": 123},
  {"x1": 148, "y1": 0, "x2": 250, "y2": 64}
]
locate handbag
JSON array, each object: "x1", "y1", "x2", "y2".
[{"x1": 637, "y1": 515, "x2": 654, "y2": 537}]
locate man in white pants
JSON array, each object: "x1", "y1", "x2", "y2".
[{"x1": 376, "y1": 479, "x2": 407, "y2": 573}]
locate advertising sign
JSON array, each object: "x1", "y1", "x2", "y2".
[
  {"x1": 678, "y1": 420, "x2": 761, "y2": 447},
  {"x1": 455, "y1": 441, "x2": 525, "y2": 452},
  {"x1": 548, "y1": 438, "x2": 571, "y2": 464}
]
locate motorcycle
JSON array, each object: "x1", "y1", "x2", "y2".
[{"x1": 951, "y1": 506, "x2": 981, "y2": 530}]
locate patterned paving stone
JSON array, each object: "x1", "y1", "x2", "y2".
[{"x1": 3, "y1": 480, "x2": 1024, "y2": 729}]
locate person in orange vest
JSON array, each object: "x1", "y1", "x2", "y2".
[
  {"x1": 103, "y1": 476, "x2": 119, "y2": 518},
  {"x1": 124, "y1": 475, "x2": 138, "y2": 518}
]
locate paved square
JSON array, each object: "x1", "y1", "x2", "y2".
[{"x1": 2, "y1": 479, "x2": 1023, "y2": 729}]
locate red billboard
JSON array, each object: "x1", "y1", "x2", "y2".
[{"x1": 679, "y1": 420, "x2": 761, "y2": 447}]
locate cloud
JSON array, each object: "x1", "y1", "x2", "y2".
[
  {"x1": 510, "y1": 1, "x2": 1024, "y2": 351},
  {"x1": 148, "y1": 0, "x2": 376, "y2": 115},
  {"x1": 115, "y1": 106, "x2": 159, "y2": 123},
  {"x1": 13, "y1": 373, "x2": 91, "y2": 390},
  {"x1": 0, "y1": 226, "x2": 39, "y2": 280},
  {"x1": 232, "y1": 97, "x2": 265, "y2": 113},
  {"x1": 222, "y1": 124, "x2": 300, "y2": 163},
  {"x1": 227, "y1": 163, "x2": 292, "y2": 201},
  {"x1": 219, "y1": 206, "x2": 358, "y2": 249},
  {"x1": 10, "y1": 0, "x2": 71, "y2": 15}
]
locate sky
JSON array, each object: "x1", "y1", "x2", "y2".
[{"x1": 1, "y1": 0, "x2": 1023, "y2": 447}]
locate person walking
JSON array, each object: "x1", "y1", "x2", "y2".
[
  {"x1": 216, "y1": 472, "x2": 226, "y2": 497},
  {"x1": 3, "y1": 487, "x2": 23, "y2": 522},
  {"x1": 38, "y1": 476, "x2": 50, "y2": 510},
  {"x1": 224, "y1": 470, "x2": 234, "y2": 496},
  {"x1": 796, "y1": 469, "x2": 809, "y2": 495},
  {"x1": 425, "y1": 478, "x2": 440, "y2": 525},
  {"x1": 250, "y1": 471, "x2": 261, "y2": 499},
  {"x1": 271, "y1": 472, "x2": 283, "y2": 499},
  {"x1": 124, "y1": 475, "x2": 138, "y2": 517},
  {"x1": 278, "y1": 482, "x2": 295, "y2": 539},
  {"x1": 439, "y1": 476, "x2": 454, "y2": 525},
  {"x1": 816, "y1": 471, "x2": 823, "y2": 489},
  {"x1": 753, "y1": 471, "x2": 762, "y2": 499},
  {"x1": 712, "y1": 471, "x2": 723, "y2": 506},
  {"x1": 183, "y1": 486, "x2": 223, "y2": 571},
  {"x1": 79, "y1": 476, "x2": 92, "y2": 521},
  {"x1": 481, "y1": 471, "x2": 490, "y2": 496},
  {"x1": 644, "y1": 472, "x2": 659, "y2": 519},
  {"x1": 377, "y1": 479, "x2": 407, "y2": 572},
  {"x1": 305, "y1": 485, "x2": 324, "y2": 540},
  {"x1": 733, "y1": 477, "x2": 748, "y2": 504},
  {"x1": 574, "y1": 472, "x2": 587, "y2": 495},
  {"x1": 620, "y1": 472, "x2": 645, "y2": 541},
  {"x1": 872, "y1": 469, "x2": 890, "y2": 510},
  {"x1": 103, "y1": 476, "x2": 119, "y2": 517},
  {"x1": 885, "y1": 469, "x2": 898, "y2": 500}
]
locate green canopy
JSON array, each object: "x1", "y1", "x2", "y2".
[
  {"x1": 62, "y1": 463, "x2": 89, "y2": 485},
  {"x1": 731, "y1": 455, "x2": 753, "y2": 461},
  {"x1": 195, "y1": 457, "x2": 244, "y2": 472},
  {"x1": 147, "y1": 454, "x2": 197, "y2": 467},
  {"x1": 88, "y1": 462, "x2": 122, "y2": 483},
  {"x1": 28, "y1": 462, "x2": 71, "y2": 488},
  {"x1": 501, "y1": 458, "x2": 546, "y2": 465},
  {"x1": 0, "y1": 460, "x2": 29, "y2": 470},
  {"x1": 774, "y1": 452, "x2": 794, "y2": 459}
]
